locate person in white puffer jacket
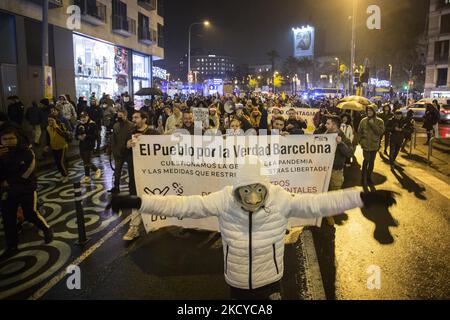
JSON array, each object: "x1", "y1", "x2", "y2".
[{"x1": 110, "y1": 157, "x2": 397, "y2": 300}]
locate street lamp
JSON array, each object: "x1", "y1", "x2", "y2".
[
  {"x1": 273, "y1": 71, "x2": 279, "y2": 93},
  {"x1": 388, "y1": 64, "x2": 393, "y2": 85},
  {"x1": 350, "y1": 0, "x2": 357, "y2": 95},
  {"x1": 335, "y1": 57, "x2": 340, "y2": 90},
  {"x1": 188, "y1": 20, "x2": 210, "y2": 86}
]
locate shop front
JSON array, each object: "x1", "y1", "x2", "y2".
[
  {"x1": 132, "y1": 52, "x2": 151, "y2": 108},
  {"x1": 73, "y1": 34, "x2": 130, "y2": 100}
]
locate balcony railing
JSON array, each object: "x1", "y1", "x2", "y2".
[
  {"x1": 138, "y1": 0, "x2": 157, "y2": 11},
  {"x1": 112, "y1": 15, "x2": 137, "y2": 37},
  {"x1": 27, "y1": 0, "x2": 63, "y2": 8},
  {"x1": 138, "y1": 27, "x2": 157, "y2": 45},
  {"x1": 74, "y1": 0, "x2": 107, "y2": 26},
  {"x1": 435, "y1": 55, "x2": 450, "y2": 64}
]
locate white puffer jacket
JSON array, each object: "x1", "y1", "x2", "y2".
[{"x1": 138, "y1": 161, "x2": 364, "y2": 290}]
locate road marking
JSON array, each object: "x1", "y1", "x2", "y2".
[
  {"x1": 28, "y1": 212, "x2": 132, "y2": 300},
  {"x1": 406, "y1": 167, "x2": 450, "y2": 200}
]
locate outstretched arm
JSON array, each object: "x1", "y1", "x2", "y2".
[
  {"x1": 287, "y1": 189, "x2": 397, "y2": 219},
  {"x1": 109, "y1": 190, "x2": 225, "y2": 219}
]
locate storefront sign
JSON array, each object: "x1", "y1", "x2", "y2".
[
  {"x1": 44, "y1": 66, "x2": 53, "y2": 99},
  {"x1": 153, "y1": 66, "x2": 167, "y2": 80}
]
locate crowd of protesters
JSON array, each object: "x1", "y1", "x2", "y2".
[{"x1": 0, "y1": 90, "x2": 443, "y2": 256}]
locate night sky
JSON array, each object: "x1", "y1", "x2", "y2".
[{"x1": 161, "y1": 0, "x2": 429, "y2": 73}]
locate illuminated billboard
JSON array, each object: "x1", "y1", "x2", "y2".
[{"x1": 292, "y1": 26, "x2": 315, "y2": 58}]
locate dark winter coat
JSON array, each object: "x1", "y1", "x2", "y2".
[
  {"x1": 423, "y1": 106, "x2": 439, "y2": 131},
  {"x1": 88, "y1": 106, "x2": 103, "y2": 126},
  {"x1": 25, "y1": 105, "x2": 43, "y2": 126},
  {"x1": 8, "y1": 102, "x2": 25, "y2": 125},
  {"x1": 386, "y1": 117, "x2": 405, "y2": 145},
  {"x1": 111, "y1": 119, "x2": 134, "y2": 159},
  {"x1": 333, "y1": 130, "x2": 354, "y2": 170},
  {"x1": 75, "y1": 120, "x2": 98, "y2": 151},
  {"x1": 0, "y1": 146, "x2": 37, "y2": 195},
  {"x1": 286, "y1": 118, "x2": 307, "y2": 135}
]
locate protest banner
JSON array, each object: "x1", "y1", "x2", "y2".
[
  {"x1": 279, "y1": 107, "x2": 319, "y2": 134},
  {"x1": 133, "y1": 134, "x2": 337, "y2": 232},
  {"x1": 192, "y1": 107, "x2": 210, "y2": 128}
]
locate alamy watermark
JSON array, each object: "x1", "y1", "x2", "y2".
[
  {"x1": 66, "y1": 265, "x2": 81, "y2": 290},
  {"x1": 367, "y1": 265, "x2": 381, "y2": 290}
]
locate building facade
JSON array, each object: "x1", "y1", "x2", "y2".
[
  {"x1": 0, "y1": 0, "x2": 164, "y2": 111},
  {"x1": 178, "y1": 54, "x2": 236, "y2": 83},
  {"x1": 425, "y1": 0, "x2": 450, "y2": 98}
]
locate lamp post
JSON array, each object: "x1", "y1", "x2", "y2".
[
  {"x1": 335, "y1": 57, "x2": 340, "y2": 90},
  {"x1": 188, "y1": 20, "x2": 210, "y2": 88},
  {"x1": 388, "y1": 64, "x2": 393, "y2": 85},
  {"x1": 350, "y1": 0, "x2": 357, "y2": 95}
]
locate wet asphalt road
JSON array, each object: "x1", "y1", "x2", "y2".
[{"x1": 315, "y1": 145, "x2": 450, "y2": 300}]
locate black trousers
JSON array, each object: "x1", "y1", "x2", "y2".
[
  {"x1": 80, "y1": 149, "x2": 98, "y2": 176},
  {"x1": 113, "y1": 155, "x2": 136, "y2": 195},
  {"x1": 383, "y1": 133, "x2": 391, "y2": 152},
  {"x1": 362, "y1": 150, "x2": 377, "y2": 184},
  {"x1": 229, "y1": 281, "x2": 281, "y2": 300},
  {"x1": 95, "y1": 123, "x2": 102, "y2": 149},
  {"x1": 390, "y1": 141, "x2": 402, "y2": 164},
  {"x1": 52, "y1": 147, "x2": 68, "y2": 177},
  {"x1": 1, "y1": 191, "x2": 50, "y2": 249}
]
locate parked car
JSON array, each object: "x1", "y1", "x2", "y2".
[
  {"x1": 400, "y1": 102, "x2": 450, "y2": 123},
  {"x1": 440, "y1": 104, "x2": 450, "y2": 123},
  {"x1": 399, "y1": 102, "x2": 432, "y2": 121}
]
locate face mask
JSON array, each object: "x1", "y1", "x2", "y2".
[{"x1": 237, "y1": 184, "x2": 267, "y2": 212}]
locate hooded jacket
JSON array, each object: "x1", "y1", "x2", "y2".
[
  {"x1": 138, "y1": 159, "x2": 364, "y2": 290},
  {"x1": 358, "y1": 105, "x2": 385, "y2": 151},
  {"x1": 56, "y1": 95, "x2": 76, "y2": 121},
  {"x1": 75, "y1": 120, "x2": 98, "y2": 151}
]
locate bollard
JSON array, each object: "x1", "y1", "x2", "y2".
[
  {"x1": 73, "y1": 182, "x2": 90, "y2": 246},
  {"x1": 427, "y1": 138, "x2": 435, "y2": 165},
  {"x1": 408, "y1": 129, "x2": 415, "y2": 158}
]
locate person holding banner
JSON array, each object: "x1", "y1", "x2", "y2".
[
  {"x1": 269, "y1": 116, "x2": 289, "y2": 136},
  {"x1": 285, "y1": 108, "x2": 307, "y2": 135},
  {"x1": 122, "y1": 110, "x2": 160, "y2": 241},
  {"x1": 109, "y1": 109, "x2": 134, "y2": 194},
  {"x1": 110, "y1": 157, "x2": 397, "y2": 299}
]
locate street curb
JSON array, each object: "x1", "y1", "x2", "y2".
[{"x1": 300, "y1": 229, "x2": 327, "y2": 300}]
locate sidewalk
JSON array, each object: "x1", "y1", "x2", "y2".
[{"x1": 404, "y1": 128, "x2": 450, "y2": 178}]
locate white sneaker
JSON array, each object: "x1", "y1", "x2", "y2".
[
  {"x1": 94, "y1": 169, "x2": 102, "y2": 179},
  {"x1": 82, "y1": 176, "x2": 91, "y2": 184},
  {"x1": 62, "y1": 176, "x2": 69, "y2": 184},
  {"x1": 123, "y1": 226, "x2": 140, "y2": 241}
]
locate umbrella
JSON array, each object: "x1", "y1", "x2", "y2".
[
  {"x1": 337, "y1": 101, "x2": 372, "y2": 112},
  {"x1": 339, "y1": 95, "x2": 372, "y2": 106},
  {"x1": 134, "y1": 87, "x2": 163, "y2": 96}
]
